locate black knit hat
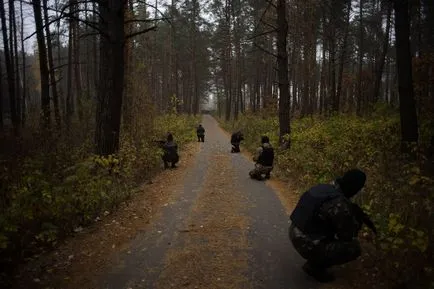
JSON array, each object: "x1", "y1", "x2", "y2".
[
  {"x1": 261, "y1": 135, "x2": 270, "y2": 144},
  {"x1": 336, "y1": 169, "x2": 366, "y2": 198}
]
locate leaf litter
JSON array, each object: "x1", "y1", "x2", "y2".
[{"x1": 154, "y1": 153, "x2": 251, "y2": 289}]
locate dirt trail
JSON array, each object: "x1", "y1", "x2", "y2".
[{"x1": 13, "y1": 115, "x2": 318, "y2": 289}]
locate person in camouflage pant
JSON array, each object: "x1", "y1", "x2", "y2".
[
  {"x1": 289, "y1": 169, "x2": 376, "y2": 283},
  {"x1": 249, "y1": 136, "x2": 274, "y2": 180}
]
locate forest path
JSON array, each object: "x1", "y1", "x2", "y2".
[
  {"x1": 13, "y1": 115, "x2": 318, "y2": 289},
  {"x1": 99, "y1": 115, "x2": 316, "y2": 289}
]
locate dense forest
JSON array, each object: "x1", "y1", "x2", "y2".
[{"x1": 0, "y1": 0, "x2": 433, "y2": 287}]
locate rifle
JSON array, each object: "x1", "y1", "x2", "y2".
[
  {"x1": 152, "y1": 140, "x2": 166, "y2": 148},
  {"x1": 352, "y1": 203, "x2": 377, "y2": 235}
]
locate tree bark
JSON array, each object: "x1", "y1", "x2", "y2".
[
  {"x1": 66, "y1": 1, "x2": 75, "y2": 130},
  {"x1": 20, "y1": 0, "x2": 27, "y2": 127},
  {"x1": 95, "y1": 0, "x2": 125, "y2": 155},
  {"x1": 224, "y1": 0, "x2": 232, "y2": 121},
  {"x1": 43, "y1": 0, "x2": 61, "y2": 130},
  {"x1": 329, "y1": 36, "x2": 336, "y2": 113},
  {"x1": 277, "y1": 0, "x2": 290, "y2": 148},
  {"x1": 336, "y1": 0, "x2": 351, "y2": 110},
  {"x1": 357, "y1": 0, "x2": 363, "y2": 115},
  {"x1": 32, "y1": 0, "x2": 51, "y2": 130},
  {"x1": 373, "y1": 4, "x2": 392, "y2": 103},
  {"x1": 0, "y1": 57, "x2": 3, "y2": 130},
  {"x1": 393, "y1": 0, "x2": 419, "y2": 149},
  {"x1": 11, "y1": 0, "x2": 22, "y2": 127},
  {"x1": 72, "y1": 0, "x2": 83, "y2": 120},
  {"x1": 0, "y1": 0, "x2": 18, "y2": 132}
]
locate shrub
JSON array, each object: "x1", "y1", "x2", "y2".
[{"x1": 0, "y1": 113, "x2": 199, "y2": 281}]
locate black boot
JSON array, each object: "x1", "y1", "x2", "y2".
[{"x1": 302, "y1": 262, "x2": 335, "y2": 283}]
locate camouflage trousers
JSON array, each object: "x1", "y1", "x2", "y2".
[
  {"x1": 231, "y1": 143, "x2": 241, "y2": 153},
  {"x1": 289, "y1": 223, "x2": 361, "y2": 268},
  {"x1": 162, "y1": 154, "x2": 179, "y2": 169},
  {"x1": 249, "y1": 164, "x2": 273, "y2": 180}
]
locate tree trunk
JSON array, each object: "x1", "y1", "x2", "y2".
[
  {"x1": 373, "y1": 4, "x2": 392, "y2": 103},
  {"x1": 93, "y1": 1, "x2": 99, "y2": 91},
  {"x1": 0, "y1": 0, "x2": 18, "y2": 132},
  {"x1": 20, "y1": 0, "x2": 26, "y2": 127},
  {"x1": 11, "y1": 0, "x2": 21, "y2": 127},
  {"x1": 336, "y1": 0, "x2": 351, "y2": 110},
  {"x1": 66, "y1": 2, "x2": 74, "y2": 130},
  {"x1": 357, "y1": 0, "x2": 363, "y2": 115},
  {"x1": 8, "y1": 0, "x2": 17, "y2": 127},
  {"x1": 301, "y1": 46, "x2": 309, "y2": 116},
  {"x1": 393, "y1": 0, "x2": 419, "y2": 149},
  {"x1": 43, "y1": 0, "x2": 61, "y2": 130},
  {"x1": 224, "y1": 0, "x2": 232, "y2": 121},
  {"x1": 72, "y1": 0, "x2": 83, "y2": 120},
  {"x1": 234, "y1": 20, "x2": 241, "y2": 120},
  {"x1": 95, "y1": 0, "x2": 125, "y2": 155},
  {"x1": 0, "y1": 57, "x2": 3, "y2": 130},
  {"x1": 32, "y1": 0, "x2": 51, "y2": 130},
  {"x1": 277, "y1": 0, "x2": 290, "y2": 148},
  {"x1": 329, "y1": 35, "x2": 337, "y2": 113},
  {"x1": 320, "y1": 50, "x2": 326, "y2": 114}
]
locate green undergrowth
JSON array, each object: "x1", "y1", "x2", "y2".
[
  {"x1": 220, "y1": 109, "x2": 433, "y2": 287},
  {"x1": 0, "y1": 113, "x2": 199, "y2": 282}
]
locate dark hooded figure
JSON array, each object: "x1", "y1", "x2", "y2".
[
  {"x1": 249, "y1": 135, "x2": 274, "y2": 180},
  {"x1": 230, "y1": 131, "x2": 244, "y2": 153},
  {"x1": 162, "y1": 133, "x2": 179, "y2": 169},
  {"x1": 196, "y1": 124, "x2": 205, "y2": 142},
  {"x1": 289, "y1": 169, "x2": 376, "y2": 283}
]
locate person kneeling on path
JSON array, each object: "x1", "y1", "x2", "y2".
[
  {"x1": 196, "y1": 124, "x2": 205, "y2": 142},
  {"x1": 231, "y1": 131, "x2": 244, "y2": 153},
  {"x1": 249, "y1": 136, "x2": 274, "y2": 180},
  {"x1": 289, "y1": 169, "x2": 376, "y2": 283},
  {"x1": 162, "y1": 133, "x2": 179, "y2": 169}
]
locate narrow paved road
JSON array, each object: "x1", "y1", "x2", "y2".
[{"x1": 100, "y1": 115, "x2": 317, "y2": 289}]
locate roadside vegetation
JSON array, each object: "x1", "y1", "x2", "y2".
[
  {"x1": 220, "y1": 108, "x2": 433, "y2": 288},
  {"x1": 0, "y1": 112, "x2": 199, "y2": 284}
]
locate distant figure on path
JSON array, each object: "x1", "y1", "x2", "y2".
[
  {"x1": 162, "y1": 133, "x2": 179, "y2": 169},
  {"x1": 249, "y1": 136, "x2": 274, "y2": 180},
  {"x1": 230, "y1": 131, "x2": 244, "y2": 153},
  {"x1": 196, "y1": 124, "x2": 205, "y2": 142},
  {"x1": 289, "y1": 169, "x2": 376, "y2": 283}
]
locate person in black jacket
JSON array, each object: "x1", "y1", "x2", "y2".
[
  {"x1": 289, "y1": 169, "x2": 376, "y2": 283},
  {"x1": 249, "y1": 136, "x2": 274, "y2": 180},
  {"x1": 196, "y1": 124, "x2": 205, "y2": 142},
  {"x1": 162, "y1": 133, "x2": 179, "y2": 169},
  {"x1": 231, "y1": 131, "x2": 244, "y2": 153}
]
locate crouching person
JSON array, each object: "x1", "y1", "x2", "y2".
[
  {"x1": 196, "y1": 124, "x2": 205, "y2": 142},
  {"x1": 249, "y1": 136, "x2": 274, "y2": 180},
  {"x1": 231, "y1": 131, "x2": 244, "y2": 153},
  {"x1": 289, "y1": 169, "x2": 372, "y2": 283},
  {"x1": 162, "y1": 133, "x2": 179, "y2": 169}
]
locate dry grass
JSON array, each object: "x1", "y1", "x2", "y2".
[{"x1": 155, "y1": 153, "x2": 251, "y2": 289}]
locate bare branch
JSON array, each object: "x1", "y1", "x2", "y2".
[
  {"x1": 135, "y1": 0, "x2": 172, "y2": 24},
  {"x1": 125, "y1": 26, "x2": 158, "y2": 39},
  {"x1": 253, "y1": 42, "x2": 278, "y2": 58},
  {"x1": 265, "y1": 0, "x2": 277, "y2": 9},
  {"x1": 248, "y1": 29, "x2": 277, "y2": 40},
  {"x1": 124, "y1": 17, "x2": 170, "y2": 24}
]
